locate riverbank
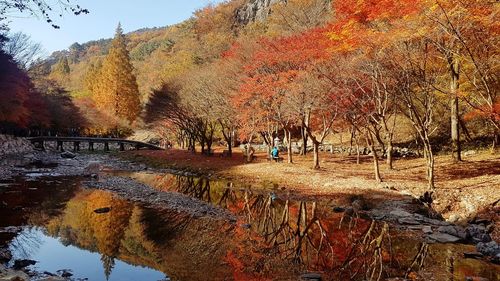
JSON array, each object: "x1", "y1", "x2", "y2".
[
  {"x1": 120, "y1": 148, "x2": 499, "y2": 235},
  {"x1": 1, "y1": 149, "x2": 499, "y2": 280},
  {"x1": 0, "y1": 135, "x2": 33, "y2": 157}
]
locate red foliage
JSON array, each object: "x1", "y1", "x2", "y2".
[
  {"x1": 0, "y1": 51, "x2": 30, "y2": 125},
  {"x1": 334, "y1": 0, "x2": 422, "y2": 23}
]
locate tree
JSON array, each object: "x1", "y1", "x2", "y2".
[
  {"x1": 180, "y1": 63, "x2": 239, "y2": 156},
  {"x1": 2, "y1": 32, "x2": 44, "y2": 69},
  {"x1": 55, "y1": 56, "x2": 70, "y2": 75},
  {"x1": 422, "y1": 0, "x2": 500, "y2": 152},
  {"x1": 91, "y1": 24, "x2": 141, "y2": 125},
  {"x1": 234, "y1": 29, "x2": 336, "y2": 168},
  {"x1": 0, "y1": 0, "x2": 88, "y2": 29},
  {"x1": 0, "y1": 49, "x2": 31, "y2": 125},
  {"x1": 50, "y1": 56, "x2": 70, "y2": 82}
]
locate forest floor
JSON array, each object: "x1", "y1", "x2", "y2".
[{"x1": 121, "y1": 146, "x2": 500, "y2": 237}]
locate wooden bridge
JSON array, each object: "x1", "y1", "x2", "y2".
[{"x1": 27, "y1": 137, "x2": 164, "y2": 152}]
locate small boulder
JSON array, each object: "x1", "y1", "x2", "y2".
[
  {"x1": 447, "y1": 214, "x2": 462, "y2": 223},
  {"x1": 0, "y1": 248, "x2": 12, "y2": 263},
  {"x1": 344, "y1": 207, "x2": 354, "y2": 216},
  {"x1": 493, "y1": 253, "x2": 500, "y2": 264},
  {"x1": 240, "y1": 224, "x2": 252, "y2": 229},
  {"x1": 0, "y1": 270, "x2": 30, "y2": 281},
  {"x1": 300, "y1": 272, "x2": 322, "y2": 281},
  {"x1": 57, "y1": 269, "x2": 73, "y2": 278},
  {"x1": 426, "y1": 233, "x2": 461, "y2": 243},
  {"x1": 351, "y1": 199, "x2": 364, "y2": 212},
  {"x1": 332, "y1": 206, "x2": 345, "y2": 213},
  {"x1": 464, "y1": 252, "x2": 484, "y2": 259},
  {"x1": 398, "y1": 217, "x2": 421, "y2": 225},
  {"x1": 84, "y1": 161, "x2": 101, "y2": 176},
  {"x1": 464, "y1": 150, "x2": 477, "y2": 156},
  {"x1": 39, "y1": 277, "x2": 67, "y2": 281},
  {"x1": 467, "y1": 225, "x2": 492, "y2": 243},
  {"x1": 13, "y1": 259, "x2": 36, "y2": 270},
  {"x1": 465, "y1": 277, "x2": 489, "y2": 281},
  {"x1": 436, "y1": 225, "x2": 467, "y2": 240},
  {"x1": 422, "y1": 226, "x2": 433, "y2": 234},
  {"x1": 60, "y1": 152, "x2": 76, "y2": 159},
  {"x1": 390, "y1": 209, "x2": 413, "y2": 218},
  {"x1": 476, "y1": 241, "x2": 500, "y2": 257},
  {"x1": 61, "y1": 272, "x2": 72, "y2": 278},
  {"x1": 93, "y1": 207, "x2": 111, "y2": 214}
]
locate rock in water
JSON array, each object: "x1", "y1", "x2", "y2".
[
  {"x1": 390, "y1": 209, "x2": 413, "y2": 218},
  {"x1": 60, "y1": 151, "x2": 76, "y2": 159},
  {"x1": 93, "y1": 207, "x2": 111, "y2": 214},
  {"x1": 476, "y1": 241, "x2": 500, "y2": 257},
  {"x1": 422, "y1": 226, "x2": 433, "y2": 234},
  {"x1": 0, "y1": 270, "x2": 30, "y2": 281},
  {"x1": 436, "y1": 225, "x2": 467, "y2": 240},
  {"x1": 13, "y1": 259, "x2": 36, "y2": 270},
  {"x1": 84, "y1": 161, "x2": 101, "y2": 176},
  {"x1": 0, "y1": 248, "x2": 12, "y2": 262},
  {"x1": 467, "y1": 225, "x2": 492, "y2": 243},
  {"x1": 300, "y1": 272, "x2": 322, "y2": 281},
  {"x1": 426, "y1": 233, "x2": 461, "y2": 243},
  {"x1": 332, "y1": 206, "x2": 345, "y2": 213}
]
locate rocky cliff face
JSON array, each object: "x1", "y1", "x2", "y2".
[{"x1": 235, "y1": 0, "x2": 285, "y2": 25}]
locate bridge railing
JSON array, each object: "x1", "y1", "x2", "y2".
[{"x1": 27, "y1": 137, "x2": 163, "y2": 152}]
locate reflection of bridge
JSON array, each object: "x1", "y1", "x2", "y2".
[{"x1": 28, "y1": 137, "x2": 164, "y2": 152}]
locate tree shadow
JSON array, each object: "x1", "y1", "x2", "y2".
[{"x1": 436, "y1": 158, "x2": 500, "y2": 181}]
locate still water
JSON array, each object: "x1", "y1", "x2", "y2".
[{"x1": 0, "y1": 171, "x2": 498, "y2": 281}]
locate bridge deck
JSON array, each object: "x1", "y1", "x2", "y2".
[{"x1": 27, "y1": 137, "x2": 164, "y2": 151}]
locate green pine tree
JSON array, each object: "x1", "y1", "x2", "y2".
[{"x1": 93, "y1": 23, "x2": 141, "y2": 123}]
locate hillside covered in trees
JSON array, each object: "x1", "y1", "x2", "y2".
[{"x1": 1, "y1": 0, "x2": 499, "y2": 190}]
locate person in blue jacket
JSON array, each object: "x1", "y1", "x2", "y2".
[{"x1": 271, "y1": 146, "x2": 279, "y2": 162}]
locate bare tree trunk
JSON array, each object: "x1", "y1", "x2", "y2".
[
  {"x1": 349, "y1": 127, "x2": 354, "y2": 156},
  {"x1": 492, "y1": 133, "x2": 499, "y2": 154},
  {"x1": 313, "y1": 141, "x2": 320, "y2": 169},
  {"x1": 384, "y1": 115, "x2": 397, "y2": 170},
  {"x1": 366, "y1": 130, "x2": 382, "y2": 183},
  {"x1": 450, "y1": 54, "x2": 461, "y2": 162},
  {"x1": 200, "y1": 140, "x2": 206, "y2": 155},
  {"x1": 355, "y1": 134, "x2": 360, "y2": 165},
  {"x1": 386, "y1": 141, "x2": 394, "y2": 170},
  {"x1": 301, "y1": 126, "x2": 308, "y2": 155},
  {"x1": 246, "y1": 133, "x2": 254, "y2": 163},
  {"x1": 301, "y1": 112, "x2": 310, "y2": 155},
  {"x1": 227, "y1": 133, "x2": 233, "y2": 157},
  {"x1": 423, "y1": 137, "x2": 435, "y2": 190},
  {"x1": 286, "y1": 129, "x2": 293, "y2": 164},
  {"x1": 459, "y1": 117, "x2": 472, "y2": 142},
  {"x1": 219, "y1": 121, "x2": 233, "y2": 157}
]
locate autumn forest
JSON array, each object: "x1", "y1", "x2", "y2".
[{"x1": 0, "y1": 0, "x2": 499, "y2": 280}]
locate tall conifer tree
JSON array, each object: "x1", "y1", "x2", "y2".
[{"x1": 93, "y1": 23, "x2": 141, "y2": 123}]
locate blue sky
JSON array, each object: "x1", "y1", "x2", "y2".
[{"x1": 7, "y1": 0, "x2": 225, "y2": 54}]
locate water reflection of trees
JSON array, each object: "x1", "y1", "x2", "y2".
[
  {"x1": 175, "y1": 176, "x2": 213, "y2": 203},
  {"x1": 8, "y1": 228, "x2": 44, "y2": 259},
  {"x1": 239, "y1": 192, "x2": 392, "y2": 280},
  {"x1": 161, "y1": 174, "x2": 397, "y2": 280},
  {"x1": 9, "y1": 173, "x2": 498, "y2": 280},
  {"x1": 39, "y1": 190, "x2": 195, "y2": 280}
]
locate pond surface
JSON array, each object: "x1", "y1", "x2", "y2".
[{"x1": 0, "y1": 170, "x2": 498, "y2": 281}]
